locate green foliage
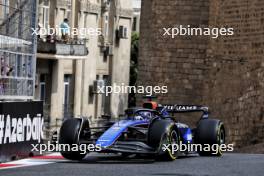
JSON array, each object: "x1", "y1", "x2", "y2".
[
  {"x1": 130, "y1": 32, "x2": 139, "y2": 86},
  {"x1": 129, "y1": 32, "x2": 139, "y2": 107}
]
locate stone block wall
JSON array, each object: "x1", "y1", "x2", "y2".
[
  {"x1": 138, "y1": 0, "x2": 264, "y2": 147},
  {"x1": 204, "y1": 0, "x2": 264, "y2": 147}
]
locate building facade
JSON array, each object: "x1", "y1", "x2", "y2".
[
  {"x1": 35, "y1": 0, "x2": 133, "y2": 129},
  {"x1": 138, "y1": 0, "x2": 264, "y2": 148}
]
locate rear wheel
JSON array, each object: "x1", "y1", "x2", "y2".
[
  {"x1": 59, "y1": 118, "x2": 87, "y2": 160},
  {"x1": 195, "y1": 119, "x2": 225, "y2": 156}
]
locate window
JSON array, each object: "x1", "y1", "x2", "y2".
[
  {"x1": 4, "y1": 0, "x2": 9, "y2": 16},
  {"x1": 63, "y1": 75, "x2": 70, "y2": 106},
  {"x1": 104, "y1": 15, "x2": 109, "y2": 37},
  {"x1": 66, "y1": 10, "x2": 71, "y2": 21},
  {"x1": 39, "y1": 74, "x2": 46, "y2": 102},
  {"x1": 84, "y1": 12, "x2": 88, "y2": 28},
  {"x1": 0, "y1": 0, "x2": 9, "y2": 24},
  {"x1": 101, "y1": 75, "x2": 110, "y2": 115},
  {"x1": 43, "y1": 7, "x2": 49, "y2": 29},
  {"x1": 40, "y1": 82, "x2": 46, "y2": 101},
  {"x1": 63, "y1": 74, "x2": 73, "y2": 119},
  {"x1": 66, "y1": 0, "x2": 71, "y2": 6},
  {"x1": 133, "y1": 17, "x2": 137, "y2": 31},
  {"x1": 0, "y1": 1, "x2": 3, "y2": 23},
  {"x1": 38, "y1": 0, "x2": 49, "y2": 30}
]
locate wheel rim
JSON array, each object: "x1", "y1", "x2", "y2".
[
  {"x1": 216, "y1": 126, "x2": 225, "y2": 156},
  {"x1": 170, "y1": 131, "x2": 178, "y2": 145},
  {"x1": 168, "y1": 130, "x2": 178, "y2": 159},
  {"x1": 219, "y1": 128, "x2": 225, "y2": 144}
]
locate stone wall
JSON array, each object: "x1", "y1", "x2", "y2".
[
  {"x1": 138, "y1": 0, "x2": 209, "y2": 104},
  {"x1": 138, "y1": 0, "x2": 264, "y2": 147},
  {"x1": 204, "y1": 0, "x2": 264, "y2": 147}
]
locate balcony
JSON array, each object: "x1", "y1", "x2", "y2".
[{"x1": 37, "y1": 37, "x2": 89, "y2": 60}]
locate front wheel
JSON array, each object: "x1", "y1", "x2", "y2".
[
  {"x1": 59, "y1": 118, "x2": 87, "y2": 160},
  {"x1": 158, "y1": 128, "x2": 179, "y2": 161},
  {"x1": 148, "y1": 119, "x2": 179, "y2": 161}
]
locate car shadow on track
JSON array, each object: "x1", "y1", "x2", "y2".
[
  {"x1": 61, "y1": 154, "x2": 155, "y2": 164},
  {"x1": 59, "y1": 153, "x2": 199, "y2": 164}
]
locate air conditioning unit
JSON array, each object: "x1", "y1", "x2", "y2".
[
  {"x1": 117, "y1": 26, "x2": 128, "y2": 39},
  {"x1": 93, "y1": 80, "x2": 105, "y2": 94},
  {"x1": 104, "y1": 45, "x2": 114, "y2": 56}
]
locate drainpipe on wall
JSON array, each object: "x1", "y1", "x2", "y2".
[
  {"x1": 108, "y1": 0, "x2": 123, "y2": 117},
  {"x1": 108, "y1": 0, "x2": 117, "y2": 117}
]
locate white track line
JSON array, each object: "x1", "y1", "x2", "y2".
[{"x1": 0, "y1": 153, "x2": 64, "y2": 170}]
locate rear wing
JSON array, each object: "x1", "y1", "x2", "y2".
[{"x1": 161, "y1": 105, "x2": 209, "y2": 119}]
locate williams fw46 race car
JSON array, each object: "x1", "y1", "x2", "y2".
[{"x1": 59, "y1": 99, "x2": 225, "y2": 161}]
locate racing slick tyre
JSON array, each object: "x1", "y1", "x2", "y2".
[
  {"x1": 195, "y1": 119, "x2": 225, "y2": 156},
  {"x1": 148, "y1": 119, "x2": 179, "y2": 161},
  {"x1": 59, "y1": 118, "x2": 87, "y2": 160}
]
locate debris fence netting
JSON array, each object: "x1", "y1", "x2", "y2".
[{"x1": 0, "y1": 0, "x2": 37, "y2": 100}]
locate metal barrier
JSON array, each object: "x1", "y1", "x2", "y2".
[{"x1": 0, "y1": 101, "x2": 43, "y2": 163}]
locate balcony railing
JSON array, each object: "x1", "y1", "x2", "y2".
[
  {"x1": 37, "y1": 37, "x2": 89, "y2": 56},
  {"x1": 56, "y1": 0, "x2": 72, "y2": 8}
]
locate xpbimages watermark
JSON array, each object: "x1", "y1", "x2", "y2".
[
  {"x1": 96, "y1": 83, "x2": 168, "y2": 96},
  {"x1": 162, "y1": 142, "x2": 234, "y2": 154},
  {"x1": 31, "y1": 25, "x2": 102, "y2": 37},
  {"x1": 31, "y1": 141, "x2": 102, "y2": 155},
  {"x1": 162, "y1": 25, "x2": 234, "y2": 39}
]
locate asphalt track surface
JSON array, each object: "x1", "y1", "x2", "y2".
[{"x1": 0, "y1": 153, "x2": 263, "y2": 176}]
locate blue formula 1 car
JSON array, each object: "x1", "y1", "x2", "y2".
[{"x1": 59, "y1": 99, "x2": 225, "y2": 161}]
